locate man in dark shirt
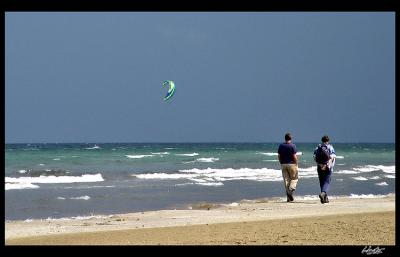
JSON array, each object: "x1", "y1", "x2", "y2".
[{"x1": 277, "y1": 133, "x2": 298, "y2": 202}]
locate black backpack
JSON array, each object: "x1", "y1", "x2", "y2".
[{"x1": 315, "y1": 144, "x2": 330, "y2": 164}]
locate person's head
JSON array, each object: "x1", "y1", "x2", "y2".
[
  {"x1": 285, "y1": 133, "x2": 292, "y2": 142},
  {"x1": 321, "y1": 135, "x2": 329, "y2": 143}
]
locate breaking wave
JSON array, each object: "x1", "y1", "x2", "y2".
[{"x1": 5, "y1": 174, "x2": 104, "y2": 190}]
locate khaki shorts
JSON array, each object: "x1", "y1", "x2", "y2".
[
  {"x1": 281, "y1": 164, "x2": 298, "y2": 180},
  {"x1": 281, "y1": 164, "x2": 298, "y2": 192}
]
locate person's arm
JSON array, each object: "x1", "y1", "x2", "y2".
[
  {"x1": 293, "y1": 145, "x2": 298, "y2": 165},
  {"x1": 330, "y1": 146, "x2": 336, "y2": 159},
  {"x1": 277, "y1": 145, "x2": 282, "y2": 164},
  {"x1": 292, "y1": 154, "x2": 298, "y2": 165},
  {"x1": 330, "y1": 146, "x2": 336, "y2": 166},
  {"x1": 313, "y1": 146, "x2": 318, "y2": 162}
]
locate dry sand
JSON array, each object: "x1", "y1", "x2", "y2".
[{"x1": 5, "y1": 194, "x2": 395, "y2": 245}]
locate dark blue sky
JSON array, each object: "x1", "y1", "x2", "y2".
[{"x1": 5, "y1": 12, "x2": 395, "y2": 143}]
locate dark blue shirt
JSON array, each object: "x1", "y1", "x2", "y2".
[{"x1": 278, "y1": 143, "x2": 297, "y2": 164}]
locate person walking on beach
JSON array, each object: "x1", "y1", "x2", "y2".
[
  {"x1": 277, "y1": 133, "x2": 298, "y2": 202},
  {"x1": 313, "y1": 135, "x2": 336, "y2": 204}
]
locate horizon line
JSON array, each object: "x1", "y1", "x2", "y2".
[{"x1": 4, "y1": 141, "x2": 396, "y2": 144}]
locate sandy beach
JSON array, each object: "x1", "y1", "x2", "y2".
[{"x1": 5, "y1": 194, "x2": 395, "y2": 245}]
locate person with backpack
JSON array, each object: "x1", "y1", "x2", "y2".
[
  {"x1": 277, "y1": 133, "x2": 298, "y2": 202},
  {"x1": 313, "y1": 135, "x2": 336, "y2": 204}
]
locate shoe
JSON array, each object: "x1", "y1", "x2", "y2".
[
  {"x1": 319, "y1": 192, "x2": 326, "y2": 204},
  {"x1": 287, "y1": 188, "x2": 294, "y2": 202},
  {"x1": 324, "y1": 195, "x2": 329, "y2": 203},
  {"x1": 286, "y1": 193, "x2": 293, "y2": 202}
]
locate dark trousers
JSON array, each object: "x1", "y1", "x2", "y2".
[{"x1": 317, "y1": 167, "x2": 332, "y2": 194}]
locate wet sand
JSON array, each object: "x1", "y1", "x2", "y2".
[{"x1": 5, "y1": 195, "x2": 395, "y2": 245}]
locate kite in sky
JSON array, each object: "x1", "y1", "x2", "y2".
[{"x1": 163, "y1": 80, "x2": 175, "y2": 101}]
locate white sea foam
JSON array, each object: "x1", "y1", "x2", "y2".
[
  {"x1": 134, "y1": 167, "x2": 319, "y2": 187},
  {"x1": 295, "y1": 195, "x2": 319, "y2": 200},
  {"x1": 45, "y1": 215, "x2": 114, "y2": 221},
  {"x1": 335, "y1": 165, "x2": 395, "y2": 175},
  {"x1": 353, "y1": 165, "x2": 395, "y2": 173},
  {"x1": 257, "y1": 194, "x2": 393, "y2": 202},
  {"x1": 263, "y1": 160, "x2": 279, "y2": 162},
  {"x1": 18, "y1": 170, "x2": 28, "y2": 174},
  {"x1": 174, "y1": 182, "x2": 195, "y2": 187},
  {"x1": 151, "y1": 152, "x2": 170, "y2": 155},
  {"x1": 83, "y1": 185, "x2": 115, "y2": 189},
  {"x1": 384, "y1": 175, "x2": 395, "y2": 179},
  {"x1": 353, "y1": 166, "x2": 377, "y2": 172},
  {"x1": 335, "y1": 156, "x2": 345, "y2": 159},
  {"x1": 196, "y1": 182, "x2": 224, "y2": 186},
  {"x1": 335, "y1": 170, "x2": 359, "y2": 174},
  {"x1": 298, "y1": 166, "x2": 317, "y2": 172},
  {"x1": 39, "y1": 164, "x2": 45, "y2": 166},
  {"x1": 134, "y1": 173, "x2": 199, "y2": 180},
  {"x1": 297, "y1": 167, "x2": 318, "y2": 178},
  {"x1": 23, "y1": 219, "x2": 33, "y2": 223},
  {"x1": 196, "y1": 158, "x2": 219, "y2": 163},
  {"x1": 5, "y1": 174, "x2": 104, "y2": 184},
  {"x1": 258, "y1": 152, "x2": 278, "y2": 156},
  {"x1": 336, "y1": 178, "x2": 344, "y2": 181},
  {"x1": 182, "y1": 161, "x2": 196, "y2": 164},
  {"x1": 258, "y1": 152, "x2": 302, "y2": 156},
  {"x1": 5, "y1": 182, "x2": 40, "y2": 190},
  {"x1": 70, "y1": 195, "x2": 91, "y2": 200},
  {"x1": 265, "y1": 193, "x2": 393, "y2": 201},
  {"x1": 349, "y1": 194, "x2": 388, "y2": 199},
  {"x1": 57, "y1": 197, "x2": 66, "y2": 200},
  {"x1": 133, "y1": 164, "x2": 392, "y2": 186},
  {"x1": 352, "y1": 176, "x2": 368, "y2": 181},
  {"x1": 125, "y1": 154, "x2": 154, "y2": 159},
  {"x1": 190, "y1": 177, "x2": 215, "y2": 183},
  {"x1": 375, "y1": 182, "x2": 388, "y2": 186},
  {"x1": 53, "y1": 158, "x2": 61, "y2": 161},
  {"x1": 371, "y1": 165, "x2": 395, "y2": 174},
  {"x1": 85, "y1": 145, "x2": 101, "y2": 150},
  {"x1": 298, "y1": 194, "x2": 393, "y2": 200},
  {"x1": 175, "y1": 153, "x2": 199, "y2": 157},
  {"x1": 180, "y1": 168, "x2": 285, "y2": 181},
  {"x1": 63, "y1": 185, "x2": 115, "y2": 189}
]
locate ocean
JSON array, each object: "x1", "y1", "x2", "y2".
[{"x1": 5, "y1": 143, "x2": 395, "y2": 221}]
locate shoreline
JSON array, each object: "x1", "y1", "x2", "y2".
[
  {"x1": 5, "y1": 193, "x2": 394, "y2": 222},
  {"x1": 5, "y1": 194, "x2": 395, "y2": 245}
]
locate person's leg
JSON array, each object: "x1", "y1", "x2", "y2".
[
  {"x1": 283, "y1": 164, "x2": 296, "y2": 201},
  {"x1": 321, "y1": 169, "x2": 332, "y2": 202},
  {"x1": 281, "y1": 165, "x2": 292, "y2": 201},
  {"x1": 317, "y1": 169, "x2": 324, "y2": 191},
  {"x1": 287, "y1": 164, "x2": 298, "y2": 192},
  {"x1": 317, "y1": 168, "x2": 327, "y2": 203},
  {"x1": 320, "y1": 169, "x2": 332, "y2": 193},
  {"x1": 282, "y1": 165, "x2": 290, "y2": 192}
]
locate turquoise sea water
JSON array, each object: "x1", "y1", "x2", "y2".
[{"x1": 5, "y1": 143, "x2": 395, "y2": 220}]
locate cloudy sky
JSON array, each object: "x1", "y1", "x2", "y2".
[{"x1": 5, "y1": 12, "x2": 395, "y2": 143}]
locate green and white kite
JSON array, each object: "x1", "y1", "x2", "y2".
[{"x1": 163, "y1": 80, "x2": 175, "y2": 101}]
